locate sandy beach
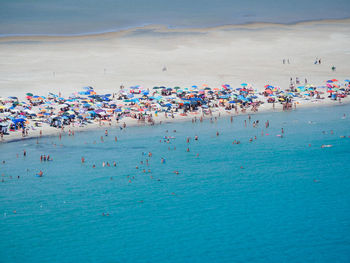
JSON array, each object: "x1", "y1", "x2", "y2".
[
  {"x1": 0, "y1": 19, "x2": 349, "y2": 142},
  {"x1": 1, "y1": 19, "x2": 349, "y2": 98},
  {"x1": 2, "y1": 2, "x2": 350, "y2": 259}
]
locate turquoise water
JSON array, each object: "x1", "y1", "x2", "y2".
[
  {"x1": 1, "y1": 105, "x2": 350, "y2": 262},
  {"x1": 0, "y1": 0, "x2": 350, "y2": 36}
]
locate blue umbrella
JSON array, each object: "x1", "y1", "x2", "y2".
[
  {"x1": 345, "y1": 79, "x2": 350, "y2": 82},
  {"x1": 241, "y1": 83, "x2": 247, "y2": 86}
]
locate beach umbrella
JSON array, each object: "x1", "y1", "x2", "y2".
[
  {"x1": 241, "y1": 83, "x2": 247, "y2": 86},
  {"x1": 83, "y1": 86, "x2": 93, "y2": 90},
  {"x1": 204, "y1": 87, "x2": 211, "y2": 90},
  {"x1": 344, "y1": 79, "x2": 350, "y2": 82},
  {"x1": 331, "y1": 79, "x2": 338, "y2": 82},
  {"x1": 26, "y1": 93, "x2": 33, "y2": 97},
  {"x1": 326, "y1": 80, "x2": 333, "y2": 83}
]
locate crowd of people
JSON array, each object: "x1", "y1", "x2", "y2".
[{"x1": 0, "y1": 79, "x2": 349, "y2": 141}]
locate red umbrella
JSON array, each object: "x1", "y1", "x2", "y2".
[{"x1": 331, "y1": 79, "x2": 338, "y2": 82}]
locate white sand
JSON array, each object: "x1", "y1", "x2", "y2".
[
  {"x1": 0, "y1": 19, "x2": 349, "y2": 98},
  {"x1": 0, "y1": 19, "x2": 349, "y2": 142}
]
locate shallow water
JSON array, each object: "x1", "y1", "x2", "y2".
[
  {"x1": 1, "y1": 0, "x2": 350, "y2": 36},
  {"x1": 1, "y1": 105, "x2": 350, "y2": 262}
]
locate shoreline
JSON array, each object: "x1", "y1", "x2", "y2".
[
  {"x1": 1, "y1": 17, "x2": 349, "y2": 143},
  {"x1": 1, "y1": 98, "x2": 349, "y2": 144},
  {"x1": 1, "y1": 18, "x2": 350, "y2": 43}
]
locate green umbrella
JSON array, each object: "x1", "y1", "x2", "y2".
[
  {"x1": 174, "y1": 86, "x2": 181, "y2": 90},
  {"x1": 153, "y1": 86, "x2": 160, "y2": 89},
  {"x1": 26, "y1": 93, "x2": 33, "y2": 96}
]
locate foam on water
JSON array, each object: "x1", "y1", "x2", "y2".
[{"x1": 1, "y1": 105, "x2": 350, "y2": 262}]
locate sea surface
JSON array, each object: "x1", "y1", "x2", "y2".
[
  {"x1": 1, "y1": 104, "x2": 350, "y2": 262},
  {"x1": 0, "y1": 0, "x2": 350, "y2": 36}
]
